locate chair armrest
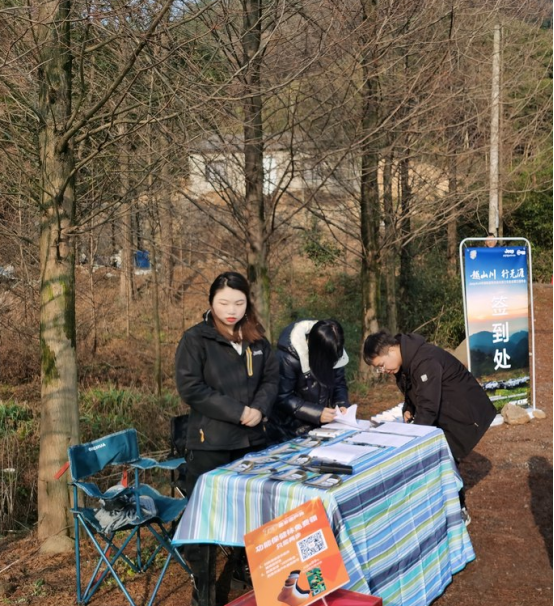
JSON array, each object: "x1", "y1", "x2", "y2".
[{"x1": 130, "y1": 456, "x2": 185, "y2": 471}]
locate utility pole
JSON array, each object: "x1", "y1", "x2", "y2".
[{"x1": 488, "y1": 22, "x2": 502, "y2": 237}]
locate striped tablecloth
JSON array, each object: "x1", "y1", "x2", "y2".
[{"x1": 172, "y1": 428, "x2": 475, "y2": 606}]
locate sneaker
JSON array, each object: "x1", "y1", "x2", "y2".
[{"x1": 461, "y1": 507, "x2": 471, "y2": 526}]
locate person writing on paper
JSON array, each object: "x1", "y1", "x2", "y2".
[
  {"x1": 363, "y1": 330, "x2": 496, "y2": 525},
  {"x1": 266, "y1": 319, "x2": 350, "y2": 443},
  {"x1": 175, "y1": 271, "x2": 279, "y2": 606}
]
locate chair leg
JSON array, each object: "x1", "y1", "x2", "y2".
[
  {"x1": 148, "y1": 523, "x2": 193, "y2": 569},
  {"x1": 78, "y1": 522, "x2": 139, "y2": 606},
  {"x1": 147, "y1": 552, "x2": 174, "y2": 606},
  {"x1": 74, "y1": 514, "x2": 82, "y2": 603},
  {"x1": 86, "y1": 542, "x2": 138, "y2": 606},
  {"x1": 141, "y1": 525, "x2": 193, "y2": 606},
  {"x1": 86, "y1": 531, "x2": 141, "y2": 600},
  {"x1": 74, "y1": 514, "x2": 190, "y2": 606}
]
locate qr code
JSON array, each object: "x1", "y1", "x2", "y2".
[{"x1": 297, "y1": 529, "x2": 327, "y2": 561}]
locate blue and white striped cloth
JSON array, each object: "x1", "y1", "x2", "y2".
[{"x1": 172, "y1": 428, "x2": 475, "y2": 606}]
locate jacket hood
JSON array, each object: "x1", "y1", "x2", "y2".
[
  {"x1": 200, "y1": 309, "x2": 222, "y2": 334},
  {"x1": 398, "y1": 333, "x2": 427, "y2": 372},
  {"x1": 280, "y1": 320, "x2": 349, "y2": 374}
]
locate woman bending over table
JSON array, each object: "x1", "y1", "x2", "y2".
[{"x1": 266, "y1": 319, "x2": 351, "y2": 443}]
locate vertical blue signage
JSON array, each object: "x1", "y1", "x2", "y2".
[{"x1": 463, "y1": 245, "x2": 530, "y2": 405}]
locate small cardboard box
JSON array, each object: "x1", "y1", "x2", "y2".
[{"x1": 225, "y1": 588, "x2": 383, "y2": 606}]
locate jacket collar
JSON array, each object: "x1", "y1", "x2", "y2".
[
  {"x1": 199, "y1": 310, "x2": 229, "y2": 342},
  {"x1": 201, "y1": 309, "x2": 247, "y2": 346},
  {"x1": 399, "y1": 333, "x2": 427, "y2": 373}
]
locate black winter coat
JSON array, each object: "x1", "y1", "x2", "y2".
[
  {"x1": 175, "y1": 314, "x2": 279, "y2": 451},
  {"x1": 266, "y1": 320, "x2": 350, "y2": 443},
  {"x1": 396, "y1": 333, "x2": 496, "y2": 461}
]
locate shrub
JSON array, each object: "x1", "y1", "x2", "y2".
[
  {"x1": 0, "y1": 401, "x2": 39, "y2": 533},
  {"x1": 1, "y1": 389, "x2": 184, "y2": 532},
  {"x1": 80, "y1": 387, "x2": 183, "y2": 451}
]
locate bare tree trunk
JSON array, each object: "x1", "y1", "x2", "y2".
[
  {"x1": 398, "y1": 154, "x2": 412, "y2": 307},
  {"x1": 88, "y1": 225, "x2": 98, "y2": 355},
  {"x1": 18, "y1": 190, "x2": 32, "y2": 322},
  {"x1": 118, "y1": 125, "x2": 134, "y2": 335},
  {"x1": 158, "y1": 30, "x2": 175, "y2": 295},
  {"x1": 447, "y1": 148, "x2": 458, "y2": 274},
  {"x1": 160, "y1": 159, "x2": 175, "y2": 294},
  {"x1": 382, "y1": 150, "x2": 397, "y2": 333},
  {"x1": 150, "y1": 225, "x2": 163, "y2": 397},
  {"x1": 447, "y1": 217, "x2": 457, "y2": 272},
  {"x1": 242, "y1": 0, "x2": 271, "y2": 338},
  {"x1": 489, "y1": 21, "x2": 502, "y2": 237},
  {"x1": 358, "y1": 0, "x2": 381, "y2": 372},
  {"x1": 35, "y1": 0, "x2": 79, "y2": 553}
]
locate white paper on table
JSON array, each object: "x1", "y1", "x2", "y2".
[
  {"x1": 371, "y1": 403, "x2": 405, "y2": 424},
  {"x1": 371, "y1": 421, "x2": 437, "y2": 437},
  {"x1": 325, "y1": 420, "x2": 372, "y2": 431},
  {"x1": 344, "y1": 431, "x2": 415, "y2": 448},
  {"x1": 308, "y1": 427, "x2": 352, "y2": 439},
  {"x1": 310, "y1": 442, "x2": 378, "y2": 464},
  {"x1": 326, "y1": 404, "x2": 371, "y2": 431}
]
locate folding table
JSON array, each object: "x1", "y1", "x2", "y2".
[{"x1": 173, "y1": 427, "x2": 475, "y2": 606}]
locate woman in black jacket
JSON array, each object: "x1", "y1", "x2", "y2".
[
  {"x1": 175, "y1": 271, "x2": 278, "y2": 606},
  {"x1": 363, "y1": 330, "x2": 497, "y2": 524},
  {"x1": 266, "y1": 319, "x2": 350, "y2": 443}
]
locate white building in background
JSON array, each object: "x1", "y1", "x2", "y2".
[
  {"x1": 183, "y1": 135, "x2": 354, "y2": 199},
  {"x1": 183, "y1": 135, "x2": 448, "y2": 213}
]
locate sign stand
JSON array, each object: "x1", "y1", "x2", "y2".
[
  {"x1": 460, "y1": 237, "x2": 536, "y2": 410},
  {"x1": 244, "y1": 498, "x2": 349, "y2": 606}
]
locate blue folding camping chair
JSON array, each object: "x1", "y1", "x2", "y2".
[{"x1": 67, "y1": 428, "x2": 192, "y2": 606}]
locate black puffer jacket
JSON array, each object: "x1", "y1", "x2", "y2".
[
  {"x1": 266, "y1": 320, "x2": 350, "y2": 443},
  {"x1": 396, "y1": 333, "x2": 496, "y2": 461},
  {"x1": 175, "y1": 313, "x2": 279, "y2": 451}
]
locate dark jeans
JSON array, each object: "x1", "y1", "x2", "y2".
[
  {"x1": 184, "y1": 446, "x2": 263, "y2": 606},
  {"x1": 454, "y1": 459, "x2": 466, "y2": 509}
]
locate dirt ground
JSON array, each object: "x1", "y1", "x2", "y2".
[{"x1": 0, "y1": 284, "x2": 551, "y2": 606}]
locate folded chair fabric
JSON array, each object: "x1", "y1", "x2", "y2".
[{"x1": 93, "y1": 484, "x2": 157, "y2": 532}]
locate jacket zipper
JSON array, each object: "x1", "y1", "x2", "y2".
[{"x1": 245, "y1": 346, "x2": 253, "y2": 377}]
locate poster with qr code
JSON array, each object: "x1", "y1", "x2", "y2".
[{"x1": 244, "y1": 498, "x2": 349, "y2": 606}]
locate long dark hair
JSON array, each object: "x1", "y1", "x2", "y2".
[
  {"x1": 208, "y1": 271, "x2": 264, "y2": 343},
  {"x1": 308, "y1": 319, "x2": 345, "y2": 388}
]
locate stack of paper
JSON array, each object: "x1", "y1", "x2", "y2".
[
  {"x1": 371, "y1": 422, "x2": 437, "y2": 437},
  {"x1": 310, "y1": 442, "x2": 378, "y2": 465},
  {"x1": 308, "y1": 427, "x2": 352, "y2": 439},
  {"x1": 344, "y1": 431, "x2": 414, "y2": 448},
  {"x1": 325, "y1": 404, "x2": 371, "y2": 431},
  {"x1": 371, "y1": 403, "x2": 404, "y2": 424}
]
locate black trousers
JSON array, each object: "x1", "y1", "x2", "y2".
[
  {"x1": 184, "y1": 446, "x2": 263, "y2": 606},
  {"x1": 454, "y1": 458, "x2": 467, "y2": 509}
]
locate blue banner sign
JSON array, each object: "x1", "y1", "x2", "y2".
[{"x1": 463, "y1": 245, "x2": 530, "y2": 405}]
